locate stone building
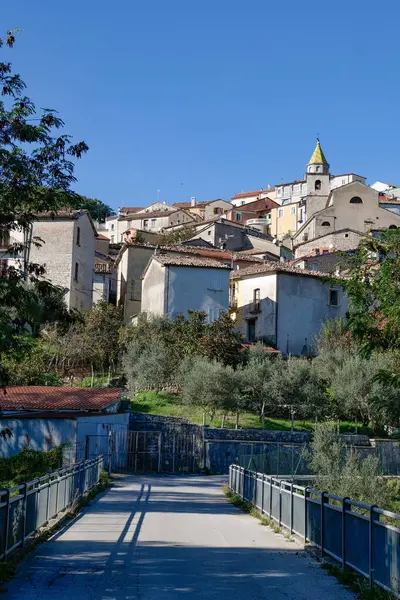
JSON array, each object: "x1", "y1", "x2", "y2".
[
  {"x1": 292, "y1": 181, "x2": 400, "y2": 257},
  {"x1": 9, "y1": 210, "x2": 97, "y2": 311}
]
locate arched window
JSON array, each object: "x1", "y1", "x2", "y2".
[
  {"x1": 315, "y1": 180, "x2": 321, "y2": 191},
  {"x1": 316, "y1": 166, "x2": 320, "y2": 172},
  {"x1": 389, "y1": 225, "x2": 397, "y2": 230},
  {"x1": 321, "y1": 221, "x2": 330, "y2": 226},
  {"x1": 350, "y1": 196, "x2": 363, "y2": 204}
]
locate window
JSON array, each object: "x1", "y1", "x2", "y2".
[
  {"x1": 344, "y1": 233, "x2": 349, "y2": 238},
  {"x1": 213, "y1": 207, "x2": 221, "y2": 215},
  {"x1": 389, "y1": 225, "x2": 397, "y2": 230},
  {"x1": 151, "y1": 219, "x2": 156, "y2": 227},
  {"x1": 310, "y1": 263, "x2": 319, "y2": 272},
  {"x1": 329, "y1": 289, "x2": 339, "y2": 306},
  {"x1": 74, "y1": 262, "x2": 79, "y2": 282},
  {"x1": 111, "y1": 223, "x2": 115, "y2": 231},
  {"x1": 350, "y1": 196, "x2": 363, "y2": 204},
  {"x1": 315, "y1": 180, "x2": 321, "y2": 191},
  {"x1": 143, "y1": 219, "x2": 149, "y2": 229},
  {"x1": 321, "y1": 221, "x2": 330, "y2": 226},
  {"x1": 208, "y1": 230, "x2": 212, "y2": 236},
  {"x1": 76, "y1": 226, "x2": 81, "y2": 246},
  {"x1": 277, "y1": 188, "x2": 282, "y2": 197},
  {"x1": 236, "y1": 213, "x2": 241, "y2": 221},
  {"x1": 110, "y1": 235, "x2": 114, "y2": 243},
  {"x1": 290, "y1": 206, "x2": 296, "y2": 215},
  {"x1": 342, "y1": 179, "x2": 346, "y2": 185},
  {"x1": 278, "y1": 208, "x2": 284, "y2": 218},
  {"x1": 241, "y1": 200, "x2": 246, "y2": 205},
  {"x1": 322, "y1": 249, "x2": 329, "y2": 255},
  {"x1": 316, "y1": 166, "x2": 320, "y2": 172}
]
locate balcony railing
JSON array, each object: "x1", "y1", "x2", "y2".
[
  {"x1": 249, "y1": 301, "x2": 261, "y2": 314},
  {"x1": 94, "y1": 263, "x2": 112, "y2": 274},
  {"x1": 229, "y1": 296, "x2": 238, "y2": 309}
]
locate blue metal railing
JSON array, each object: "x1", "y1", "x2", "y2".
[
  {"x1": 229, "y1": 464, "x2": 400, "y2": 596},
  {"x1": 0, "y1": 456, "x2": 104, "y2": 560}
]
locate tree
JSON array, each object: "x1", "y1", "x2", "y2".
[
  {"x1": 201, "y1": 311, "x2": 243, "y2": 367},
  {"x1": 76, "y1": 195, "x2": 114, "y2": 223},
  {"x1": 158, "y1": 225, "x2": 196, "y2": 245},
  {"x1": 181, "y1": 357, "x2": 240, "y2": 420},
  {"x1": 241, "y1": 343, "x2": 275, "y2": 427},
  {"x1": 307, "y1": 422, "x2": 390, "y2": 507},
  {"x1": 0, "y1": 30, "x2": 88, "y2": 384},
  {"x1": 342, "y1": 229, "x2": 400, "y2": 352}
]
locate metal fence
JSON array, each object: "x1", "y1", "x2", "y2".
[
  {"x1": 229, "y1": 464, "x2": 400, "y2": 596},
  {"x1": 0, "y1": 456, "x2": 104, "y2": 560}
]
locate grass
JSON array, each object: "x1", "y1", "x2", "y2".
[
  {"x1": 321, "y1": 562, "x2": 396, "y2": 600},
  {"x1": 131, "y1": 390, "x2": 374, "y2": 435}
]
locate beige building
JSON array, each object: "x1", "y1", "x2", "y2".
[
  {"x1": 270, "y1": 200, "x2": 303, "y2": 239},
  {"x1": 173, "y1": 198, "x2": 233, "y2": 220},
  {"x1": 10, "y1": 210, "x2": 97, "y2": 311},
  {"x1": 292, "y1": 181, "x2": 400, "y2": 257}
]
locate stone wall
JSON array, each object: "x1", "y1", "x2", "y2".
[{"x1": 128, "y1": 412, "x2": 400, "y2": 475}]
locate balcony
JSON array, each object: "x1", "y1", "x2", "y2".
[
  {"x1": 245, "y1": 218, "x2": 269, "y2": 234},
  {"x1": 229, "y1": 296, "x2": 238, "y2": 310},
  {"x1": 94, "y1": 263, "x2": 112, "y2": 274},
  {"x1": 249, "y1": 301, "x2": 261, "y2": 314}
]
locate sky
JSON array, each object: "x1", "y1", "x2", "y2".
[{"x1": 2, "y1": 1, "x2": 400, "y2": 211}]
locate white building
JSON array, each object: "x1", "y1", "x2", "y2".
[
  {"x1": 141, "y1": 254, "x2": 230, "y2": 322},
  {"x1": 231, "y1": 188, "x2": 276, "y2": 207},
  {"x1": 230, "y1": 262, "x2": 347, "y2": 355}
]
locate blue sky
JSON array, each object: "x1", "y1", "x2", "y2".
[{"x1": 2, "y1": 1, "x2": 399, "y2": 210}]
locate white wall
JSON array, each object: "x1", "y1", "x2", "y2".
[
  {"x1": 167, "y1": 266, "x2": 230, "y2": 320},
  {"x1": 0, "y1": 417, "x2": 77, "y2": 458},
  {"x1": 141, "y1": 259, "x2": 166, "y2": 315},
  {"x1": 276, "y1": 273, "x2": 348, "y2": 355},
  {"x1": 236, "y1": 273, "x2": 277, "y2": 342}
]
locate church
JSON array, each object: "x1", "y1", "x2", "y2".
[{"x1": 274, "y1": 140, "x2": 400, "y2": 258}]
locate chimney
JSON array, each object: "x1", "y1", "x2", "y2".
[{"x1": 191, "y1": 196, "x2": 196, "y2": 207}]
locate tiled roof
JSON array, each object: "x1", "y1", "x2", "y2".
[
  {"x1": 230, "y1": 261, "x2": 329, "y2": 280},
  {"x1": 231, "y1": 190, "x2": 266, "y2": 200},
  {"x1": 97, "y1": 234, "x2": 110, "y2": 240},
  {"x1": 153, "y1": 254, "x2": 231, "y2": 269},
  {"x1": 122, "y1": 209, "x2": 178, "y2": 219},
  {"x1": 119, "y1": 207, "x2": 144, "y2": 214},
  {"x1": 308, "y1": 140, "x2": 329, "y2": 166},
  {"x1": 0, "y1": 387, "x2": 122, "y2": 412},
  {"x1": 233, "y1": 253, "x2": 263, "y2": 263}
]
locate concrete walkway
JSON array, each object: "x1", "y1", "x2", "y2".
[{"x1": 6, "y1": 475, "x2": 354, "y2": 599}]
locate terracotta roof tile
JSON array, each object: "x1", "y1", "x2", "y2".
[
  {"x1": 231, "y1": 190, "x2": 273, "y2": 199},
  {"x1": 154, "y1": 254, "x2": 231, "y2": 269},
  {"x1": 0, "y1": 387, "x2": 122, "y2": 412},
  {"x1": 230, "y1": 261, "x2": 330, "y2": 280}
]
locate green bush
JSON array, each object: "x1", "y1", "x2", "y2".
[{"x1": 0, "y1": 447, "x2": 64, "y2": 489}]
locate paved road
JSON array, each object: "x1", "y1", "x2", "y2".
[{"x1": 6, "y1": 475, "x2": 354, "y2": 599}]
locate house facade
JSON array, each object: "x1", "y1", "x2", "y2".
[
  {"x1": 173, "y1": 198, "x2": 233, "y2": 220},
  {"x1": 230, "y1": 263, "x2": 347, "y2": 355},
  {"x1": 231, "y1": 188, "x2": 276, "y2": 207},
  {"x1": 141, "y1": 254, "x2": 230, "y2": 321},
  {"x1": 6, "y1": 210, "x2": 96, "y2": 311}
]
